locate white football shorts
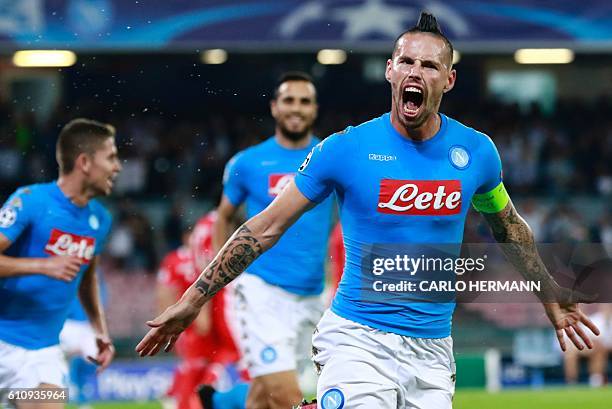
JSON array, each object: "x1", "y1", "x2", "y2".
[
  {"x1": 233, "y1": 272, "x2": 323, "y2": 379},
  {"x1": 0, "y1": 338, "x2": 68, "y2": 407},
  {"x1": 59, "y1": 319, "x2": 98, "y2": 359},
  {"x1": 313, "y1": 309, "x2": 456, "y2": 409}
]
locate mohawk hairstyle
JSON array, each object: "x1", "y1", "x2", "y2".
[
  {"x1": 412, "y1": 11, "x2": 443, "y2": 32},
  {"x1": 393, "y1": 11, "x2": 454, "y2": 66}
]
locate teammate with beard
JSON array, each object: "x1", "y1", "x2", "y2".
[
  {"x1": 195, "y1": 72, "x2": 334, "y2": 409},
  {"x1": 137, "y1": 14, "x2": 599, "y2": 409}
]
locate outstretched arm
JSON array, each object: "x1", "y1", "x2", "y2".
[
  {"x1": 483, "y1": 201, "x2": 558, "y2": 298},
  {"x1": 482, "y1": 201, "x2": 599, "y2": 351},
  {"x1": 136, "y1": 180, "x2": 314, "y2": 356}
]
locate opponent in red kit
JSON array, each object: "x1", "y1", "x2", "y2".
[{"x1": 156, "y1": 211, "x2": 240, "y2": 409}]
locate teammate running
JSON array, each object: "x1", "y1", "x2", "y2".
[
  {"x1": 200, "y1": 72, "x2": 333, "y2": 409},
  {"x1": 137, "y1": 14, "x2": 599, "y2": 409},
  {"x1": 0, "y1": 118, "x2": 120, "y2": 409}
]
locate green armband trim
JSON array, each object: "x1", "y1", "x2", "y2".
[{"x1": 471, "y1": 182, "x2": 509, "y2": 213}]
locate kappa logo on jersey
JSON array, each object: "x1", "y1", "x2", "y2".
[
  {"x1": 44, "y1": 228, "x2": 96, "y2": 263},
  {"x1": 268, "y1": 173, "x2": 295, "y2": 197},
  {"x1": 378, "y1": 179, "x2": 462, "y2": 215}
]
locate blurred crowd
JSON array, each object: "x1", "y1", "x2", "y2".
[
  {"x1": 0, "y1": 96, "x2": 610, "y2": 272},
  {"x1": 1, "y1": 97, "x2": 611, "y2": 199}
]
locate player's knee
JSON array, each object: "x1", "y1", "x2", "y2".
[
  {"x1": 248, "y1": 371, "x2": 302, "y2": 409},
  {"x1": 246, "y1": 385, "x2": 301, "y2": 409},
  {"x1": 267, "y1": 392, "x2": 303, "y2": 409},
  {"x1": 245, "y1": 399, "x2": 268, "y2": 409},
  {"x1": 266, "y1": 384, "x2": 302, "y2": 409},
  {"x1": 245, "y1": 379, "x2": 269, "y2": 409}
]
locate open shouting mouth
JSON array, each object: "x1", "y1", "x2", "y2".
[{"x1": 402, "y1": 85, "x2": 424, "y2": 119}]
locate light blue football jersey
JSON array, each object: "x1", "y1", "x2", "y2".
[
  {"x1": 223, "y1": 136, "x2": 334, "y2": 295},
  {"x1": 0, "y1": 182, "x2": 112, "y2": 349},
  {"x1": 295, "y1": 113, "x2": 502, "y2": 338}
]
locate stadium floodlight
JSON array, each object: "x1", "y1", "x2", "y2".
[
  {"x1": 12, "y1": 50, "x2": 77, "y2": 67},
  {"x1": 452, "y1": 50, "x2": 461, "y2": 65},
  {"x1": 514, "y1": 48, "x2": 574, "y2": 64},
  {"x1": 201, "y1": 49, "x2": 228, "y2": 64},
  {"x1": 317, "y1": 49, "x2": 347, "y2": 65}
]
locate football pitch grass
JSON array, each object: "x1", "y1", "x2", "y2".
[{"x1": 67, "y1": 386, "x2": 612, "y2": 408}]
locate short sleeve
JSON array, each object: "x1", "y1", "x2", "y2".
[
  {"x1": 222, "y1": 153, "x2": 247, "y2": 206},
  {"x1": 476, "y1": 135, "x2": 503, "y2": 194},
  {"x1": 0, "y1": 187, "x2": 37, "y2": 243},
  {"x1": 294, "y1": 132, "x2": 344, "y2": 203}
]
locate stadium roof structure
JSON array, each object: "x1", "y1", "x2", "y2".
[{"x1": 2, "y1": 0, "x2": 612, "y2": 53}]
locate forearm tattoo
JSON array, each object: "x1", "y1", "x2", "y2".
[
  {"x1": 195, "y1": 225, "x2": 263, "y2": 301},
  {"x1": 483, "y1": 204, "x2": 558, "y2": 300}
]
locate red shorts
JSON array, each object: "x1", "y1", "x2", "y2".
[{"x1": 167, "y1": 359, "x2": 221, "y2": 409}]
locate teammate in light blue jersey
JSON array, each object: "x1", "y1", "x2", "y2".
[
  {"x1": 138, "y1": 14, "x2": 599, "y2": 409},
  {"x1": 0, "y1": 119, "x2": 121, "y2": 409},
  {"x1": 195, "y1": 72, "x2": 333, "y2": 409},
  {"x1": 222, "y1": 134, "x2": 332, "y2": 295}
]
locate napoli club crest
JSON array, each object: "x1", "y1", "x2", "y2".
[{"x1": 448, "y1": 145, "x2": 471, "y2": 170}]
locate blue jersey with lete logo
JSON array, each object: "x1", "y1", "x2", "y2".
[
  {"x1": 223, "y1": 136, "x2": 333, "y2": 295},
  {"x1": 295, "y1": 113, "x2": 502, "y2": 338},
  {"x1": 0, "y1": 182, "x2": 112, "y2": 349}
]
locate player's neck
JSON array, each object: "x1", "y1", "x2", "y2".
[
  {"x1": 57, "y1": 175, "x2": 93, "y2": 207},
  {"x1": 274, "y1": 132, "x2": 311, "y2": 149},
  {"x1": 391, "y1": 111, "x2": 440, "y2": 142}
]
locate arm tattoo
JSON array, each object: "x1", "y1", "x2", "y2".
[
  {"x1": 194, "y1": 225, "x2": 263, "y2": 302},
  {"x1": 483, "y1": 203, "x2": 559, "y2": 300}
]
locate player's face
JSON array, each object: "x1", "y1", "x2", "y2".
[
  {"x1": 271, "y1": 80, "x2": 318, "y2": 141},
  {"x1": 386, "y1": 32, "x2": 456, "y2": 130},
  {"x1": 86, "y1": 137, "x2": 122, "y2": 196}
]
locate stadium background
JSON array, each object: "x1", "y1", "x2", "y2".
[{"x1": 1, "y1": 0, "x2": 611, "y2": 407}]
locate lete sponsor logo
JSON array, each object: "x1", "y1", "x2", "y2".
[
  {"x1": 268, "y1": 173, "x2": 295, "y2": 197},
  {"x1": 44, "y1": 228, "x2": 96, "y2": 263},
  {"x1": 378, "y1": 180, "x2": 462, "y2": 215}
]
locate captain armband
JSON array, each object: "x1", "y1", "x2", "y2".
[{"x1": 471, "y1": 181, "x2": 510, "y2": 214}]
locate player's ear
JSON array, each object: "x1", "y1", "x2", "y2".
[
  {"x1": 270, "y1": 98, "x2": 278, "y2": 120},
  {"x1": 385, "y1": 58, "x2": 392, "y2": 83},
  {"x1": 75, "y1": 152, "x2": 91, "y2": 173},
  {"x1": 443, "y1": 69, "x2": 456, "y2": 93}
]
